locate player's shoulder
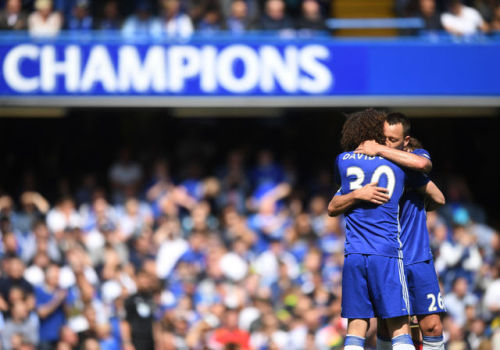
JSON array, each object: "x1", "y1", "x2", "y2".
[
  {"x1": 412, "y1": 148, "x2": 431, "y2": 160},
  {"x1": 335, "y1": 151, "x2": 353, "y2": 163}
]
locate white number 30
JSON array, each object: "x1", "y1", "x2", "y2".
[
  {"x1": 347, "y1": 165, "x2": 396, "y2": 198},
  {"x1": 427, "y1": 292, "x2": 444, "y2": 312}
]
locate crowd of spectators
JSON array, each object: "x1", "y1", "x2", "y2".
[
  {"x1": 0, "y1": 0, "x2": 329, "y2": 37},
  {"x1": 0, "y1": 0, "x2": 499, "y2": 37},
  {"x1": 0, "y1": 148, "x2": 499, "y2": 350},
  {"x1": 399, "y1": 0, "x2": 500, "y2": 36}
]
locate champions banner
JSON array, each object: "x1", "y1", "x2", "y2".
[{"x1": 0, "y1": 35, "x2": 499, "y2": 105}]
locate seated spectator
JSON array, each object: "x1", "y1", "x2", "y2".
[
  {"x1": 226, "y1": 0, "x2": 251, "y2": 33},
  {"x1": 209, "y1": 307, "x2": 252, "y2": 349},
  {"x1": 160, "y1": 0, "x2": 194, "y2": 38},
  {"x1": 492, "y1": 3, "x2": 500, "y2": 32},
  {"x1": 53, "y1": 0, "x2": 80, "y2": 24},
  {"x1": 296, "y1": 0, "x2": 327, "y2": 33},
  {"x1": 46, "y1": 196, "x2": 82, "y2": 239},
  {"x1": 197, "y1": 5, "x2": 225, "y2": 33},
  {"x1": 441, "y1": 0, "x2": 488, "y2": 35},
  {"x1": 444, "y1": 277, "x2": 478, "y2": 327},
  {"x1": 1, "y1": 300, "x2": 39, "y2": 350},
  {"x1": 95, "y1": 0, "x2": 121, "y2": 30},
  {"x1": 121, "y1": 2, "x2": 162, "y2": 38},
  {"x1": 0, "y1": 0, "x2": 27, "y2": 30},
  {"x1": 414, "y1": 0, "x2": 443, "y2": 32},
  {"x1": 475, "y1": 0, "x2": 497, "y2": 22},
  {"x1": 0, "y1": 256, "x2": 35, "y2": 312},
  {"x1": 66, "y1": 0, "x2": 92, "y2": 31},
  {"x1": 259, "y1": 0, "x2": 295, "y2": 31},
  {"x1": 27, "y1": 0, "x2": 62, "y2": 37}
]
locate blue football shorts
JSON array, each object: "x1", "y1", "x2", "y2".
[
  {"x1": 341, "y1": 253, "x2": 411, "y2": 319},
  {"x1": 405, "y1": 259, "x2": 446, "y2": 316}
]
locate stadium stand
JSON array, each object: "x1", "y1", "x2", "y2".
[{"x1": 0, "y1": 0, "x2": 499, "y2": 349}]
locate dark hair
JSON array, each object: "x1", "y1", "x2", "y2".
[
  {"x1": 407, "y1": 137, "x2": 422, "y2": 150},
  {"x1": 386, "y1": 112, "x2": 411, "y2": 137},
  {"x1": 447, "y1": 0, "x2": 462, "y2": 8},
  {"x1": 340, "y1": 109, "x2": 387, "y2": 151}
]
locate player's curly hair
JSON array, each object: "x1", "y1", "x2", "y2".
[{"x1": 340, "y1": 109, "x2": 387, "y2": 151}]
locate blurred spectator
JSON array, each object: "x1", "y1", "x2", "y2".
[
  {"x1": 108, "y1": 149, "x2": 143, "y2": 204},
  {"x1": 46, "y1": 197, "x2": 82, "y2": 239},
  {"x1": 441, "y1": 0, "x2": 489, "y2": 35},
  {"x1": 197, "y1": 5, "x2": 225, "y2": 33},
  {"x1": 216, "y1": 151, "x2": 249, "y2": 213},
  {"x1": 0, "y1": 0, "x2": 27, "y2": 30},
  {"x1": 436, "y1": 213, "x2": 482, "y2": 292},
  {"x1": 122, "y1": 270, "x2": 156, "y2": 350},
  {"x1": 296, "y1": 0, "x2": 328, "y2": 33},
  {"x1": 1, "y1": 300, "x2": 39, "y2": 350},
  {"x1": 155, "y1": 218, "x2": 188, "y2": 279},
  {"x1": 53, "y1": 0, "x2": 80, "y2": 23},
  {"x1": 117, "y1": 197, "x2": 153, "y2": 241},
  {"x1": 21, "y1": 220, "x2": 61, "y2": 264},
  {"x1": 27, "y1": 0, "x2": 62, "y2": 37},
  {"x1": 66, "y1": 0, "x2": 92, "y2": 31},
  {"x1": 95, "y1": 0, "x2": 121, "y2": 30},
  {"x1": 259, "y1": 0, "x2": 295, "y2": 31},
  {"x1": 483, "y1": 262, "x2": 500, "y2": 317},
  {"x1": 0, "y1": 257, "x2": 35, "y2": 312},
  {"x1": 226, "y1": 0, "x2": 251, "y2": 33},
  {"x1": 411, "y1": 0, "x2": 443, "y2": 32},
  {"x1": 160, "y1": 0, "x2": 194, "y2": 37},
  {"x1": 35, "y1": 264, "x2": 67, "y2": 350},
  {"x1": 209, "y1": 307, "x2": 252, "y2": 349},
  {"x1": 444, "y1": 277, "x2": 478, "y2": 327},
  {"x1": 492, "y1": 3, "x2": 500, "y2": 31},
  {"x1": 121, "y1": 2, "x2": 162, "y2": 38},
  {"x1": 14, "y1": 191, "x2": 49, "y2": 235},
  {"x1": 475, "y1": 0, "x2": 497, "y2": 22}
]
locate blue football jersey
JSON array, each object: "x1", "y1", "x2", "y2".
[
  {"x1": 399, "y1": 149, "x2": 433, "y2": 265},
  {"x1": 334, "y1": 151, "x2": 429, "y2": 258}
]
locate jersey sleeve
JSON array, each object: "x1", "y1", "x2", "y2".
[{"x1": 412, "y1": 148, "x2": 431, "y2": 161}]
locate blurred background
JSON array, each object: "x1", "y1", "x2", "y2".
[{"x1": 0, "y1": 0, "x2": 499, "y2": 349}]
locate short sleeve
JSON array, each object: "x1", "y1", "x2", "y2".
[
  {"x1": 412, "y1": 148, "x2": 431, "y2": 161},
  {"x1": 405, "y1": 149, "x2": 431, "y2": 188}
]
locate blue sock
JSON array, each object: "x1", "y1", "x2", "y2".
[
  {"x1": 422, "y1": 335, "x2": 444, "y2": 350},
  {"x1": 345, "y1": 334, "x2": 365, "y2": 350},
  {"x1": 392, "y1": 334, "x2": 415, "y2": 350}
]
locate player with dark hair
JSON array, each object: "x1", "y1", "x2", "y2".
[
  {"x1": 328, "y1": 108, "x2": 436, "y2": 350},
  {"x1": 333, "y1": 112, "x2": 446, "y2": 350},
  {"x1": 352, "y1": 113, "x2": 446, "y2": 350}
]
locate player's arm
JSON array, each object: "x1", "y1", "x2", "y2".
[
  {"x1": 327, "y1": 183, "x2": 390, "y2": 217},
  {"x1": 355, "y1": 140, "x2": 432, "y2": 173},
  {"x1": 417, "y1": 180, "x2": 445, "y2": 211}
]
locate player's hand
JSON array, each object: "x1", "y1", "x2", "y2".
[
  {"x1": 354, "y1": 183, "x2": 390, "y2": 205},
  {"x1": 354, "y1": 140, "x2": 382, "y2": 156}
]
